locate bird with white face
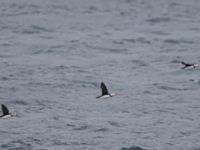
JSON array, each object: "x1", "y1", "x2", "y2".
[
  {"x1": 0, "y1": 104, "x2": 16, "y2": 119},
  {"x1": 181, "y1": 61, "x2": 199, "y2": 69},
  {"x1": 96, "y1": 82, "x2": 116, "y2": 99}
]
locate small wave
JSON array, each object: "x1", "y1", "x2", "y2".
[
  {"x1": 170, "y1": 59, "x2": 181, "y2": 64},
  {"x1": 192, "y1": 148, "x2": 200, "y2": 150},
  {"x1": 164, "y1": 39, "x2": 193, "y2": 44},
  {"x1": 66, "y1": 123, "x2": 76, "y2": 127},
  {"x1": 51, "y1": 65, "x2": 69, "y2": 72},
  {"x1": 73, "y1": 125, "x2": 91, "y2": 131},
  {"x1": 25, "y1": 82, "x2": 51, "y2": 89},
  {"x1": 143, "y1": 90, "x2": 160, "y2": 95},
  {"x1": 71, "y1": 80, "x2": 98, "y2": 88},
  {"x1": 131, "y1": 60, "x2": 147, "y2": 67},
  {"x1": 136, "y1": 38, "x2": 151, "y2": 44},
  {"x1": 32, "y1": 49, "x2": 54, "y2": 54},
  {"x1": 108, "y1": 121, "x2": 121, "y2": 127},
  {"x1": 27, "y1": 137, "x2": 42, "y2": 145},
  {"x1": 112, "y1": 40, "x2": 124, "y2": 45},
  {"x1": 0, "y1": 76, "x2": 9, "y2": 81},
  {"x1": 146, "y1": 17, "x2": 171, "y2": 23},
  {"x1": 18, "y1": 25, "x2": 53, "y2": 34},
  {"x1": 108, "y1": 48, "x2": 129, "y2": 54},
  {"x1": 31, "y1": 25, "x2": 53, "y2": 33},
  {"x1": 149, "y1": 31, "x2": 170, "y2": 36},
  {"x1": 83, "y1": 6, "x2": 98, "y2": 14},
  {"x1": 83, "y1": 43, "x2": 130, "y2": 54},
  {"x1": 5, "y1": 3, "x2": 42, "y2": 16},
  {"x1": 52, "y1": 83, "x2": 67, "y2": 89},
  {"x1": 93, "y1": 127, "x2": 110, "y2": 132},
  {"x1": 122, "y1": 38, "x2": 151, "y2": 44},
  {"x1": 12, "y1": 100, "x2": 28, "y2": 106},
  {"x1": 0, "y1": 42, "x2": 12, "y2": 47},
  {"x1": 1, "y1": 140, "x2": 32, "y2": 150},
  {"x1": 122, "y1": 38, "x2": 136, "y2": 43},
  {"x1": 120, "y1": 145, "x2": 147, "y2": 150},
  {"x1": 189, "y1": 27, "x2": 200, "y2": 31},
  {"x1": 50, "y1": 4, "x2": 70, "y2": 12},
  {"x1": 69, "y1": 141, "x2": 95, "y2": 146},
  {"x1": 159, "y1": 85, "x2": 187, "y2": 91},
  {"x1": 53, "y1": 140, "x2": 69, "y2": 146},
  {"x1": 153, "y1": 83, "x2": 188, "y2": 91}
]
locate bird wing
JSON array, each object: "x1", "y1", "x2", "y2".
[
  {"x1": 181, "y1": 61, "x2": 191, "y2": 66},
  {"x1": 1, "y1": 104, "x2": 9, "y2": 116},
  {"x1": 101, "y1": 82, "x2": 109, "y2": 95}
]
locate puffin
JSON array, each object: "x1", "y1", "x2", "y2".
[
  {"x1": 0, "y1": 104, "x2": 16, "y2": 119},
  {"x1": 181, "y1": 61, "x2": 199, "y2": 69},
  {"x1": 96, "y1": 82, "x2": 116, "y2": 99}
]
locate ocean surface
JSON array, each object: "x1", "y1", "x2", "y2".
[{"x1": 1, "y1": 0, "x2": 200, "y2": 150}]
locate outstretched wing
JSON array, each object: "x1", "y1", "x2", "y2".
[
  {"x1": 181, "y1": 61, "x2": 191, "y2": 66},
  {"x1": 1, "y1": 104, "x2": 9, "y2": 116},
  {"x1": 101, "y1": 82, "x2": 109, "y2": 95}
]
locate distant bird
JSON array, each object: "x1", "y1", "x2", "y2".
[
  {"x1": 96, "y1": 82, "x2": 116, "y2": 99},
  {"x1": 0, "y1": 104, "x2": 16, "y2": 119},
  {"x1": 181, "y1": 61, "x2": 199, "y2": 69}
]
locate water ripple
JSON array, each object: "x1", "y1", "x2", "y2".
[
  {"x1": 93, "y1": 127, "x2": 110, "y2": 132},
  {"x1": 120, "y1": 145, "x2": 148, "y2": 150},
  {"x1": 73, "y1": 125, "x2": 92, "y2": 131},
  {"x1": 11, "y1": 100, "x2": 28, "y2": 106},
  {"x1": 164, "y1": 39, "x2": 194, "y2": 44},
  {"x1": 1, "y1": 140, "x2": 32, "y2": 150},
  {"x1": 146, "y1": 17, "x2": 171, "y2": 24}
]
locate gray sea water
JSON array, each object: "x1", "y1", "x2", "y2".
[{"x1": 1, "y1": 0, "x2": 200, "y2": 150}]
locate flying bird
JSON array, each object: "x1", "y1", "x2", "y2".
[
  {"x1": 0, "y1": 104, "x2": 16, "y2": 119},
  {"x1": 181, "y1": 61, "x2": 199, "y2": 69},
  {"x1": 96, "y1": 82, "x2": 116, "y2": 99}
]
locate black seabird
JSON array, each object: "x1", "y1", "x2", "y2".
[
  {"x1": 181, "y1": 61, "x2": 199, "y2": 69},
  {"x1": 0, "y1": 104, "x2": 16, "y2": 119},
  {"x1": 96, "y1": 82, "x2": 116, "y2": 99}
]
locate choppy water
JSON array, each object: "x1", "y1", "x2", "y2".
[{"x1": 1, "y1": 0, "x2": 200, "y2": 150}]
